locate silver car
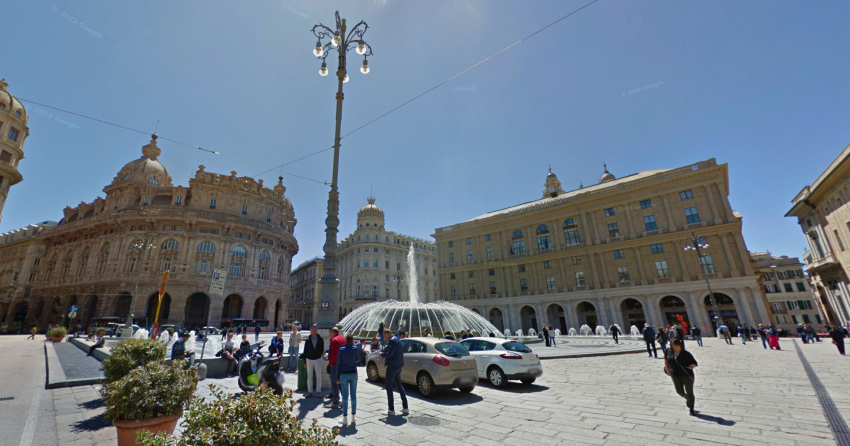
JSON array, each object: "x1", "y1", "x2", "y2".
[
  {"x1": 365, "y1": 337, "x2": 478, "y2": 398},
  {"x1": 459, "y1": 337, "x2": 543, "y2": 388}
]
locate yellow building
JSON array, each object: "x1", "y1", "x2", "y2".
[
  {"x1": 0, "y1": 79, "x2": 28, "y2": 223},
  {"x1": 751, "y1": 252, "x2": 826, "y2": 332},
  {"x1": 433, "y1": 159, "x2": 770, "y2": 334},
  {"x1": 288, "y1": 256, "x2": 322, "y2": 328}
]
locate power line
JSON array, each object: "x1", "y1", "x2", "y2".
[
  {"x1": 15, "y1": 97, "x2": 329, "y2": 186},
  {"x1": 255, "y1": 0, "x2": 602, "y2": 175}
]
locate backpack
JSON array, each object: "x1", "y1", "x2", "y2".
[{"x1": 719, "y1": 326, "x2": 728, "y2": 334}]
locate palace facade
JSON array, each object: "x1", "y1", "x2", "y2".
[
  {"x1": 0, "y1": 135, "x2": 298, "y2": 332},
  {"x1": 0, "y1": 79, "x2": 28, "y2": 223},
  {"x1": 288, "y1": 256, "x2": 322, "y2": 328},
  {"x1": 751, "y1": 252, "x2": 826, "y2": 331},
  {"x1": 433, "y1": 159, "x2": 770, "y2": 334}
]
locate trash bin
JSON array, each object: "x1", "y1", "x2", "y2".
[{"x1": 298, "y1": 358, "x2": 307, "y2": 391}]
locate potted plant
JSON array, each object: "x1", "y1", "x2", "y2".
[
  {"x1": 102, "y1": 338, "x2": 166, "y2": 385},
  {"x1": 48, "y1": 326, "x2": 68, "y2": 342},
  {"x1": 103, "y1": 361, "x2": 198, "y2": 446},
  {"x1": 138, "y1": 386, "x2": 338, "y2": 446}
]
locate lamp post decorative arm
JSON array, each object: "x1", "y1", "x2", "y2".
[
  {"x1": 683, "y1": 232, "x2": 721, "y2": 331},
  {"x1": 124, "y1": 232, "x2": 155, "y2": 336}
]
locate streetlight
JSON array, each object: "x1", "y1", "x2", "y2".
[
  {"x1": 311, "y1": 11, "x2": 374, "y2": 329},
  {"x1": 393, "y1": 272, "x2": 404, "y2": 300},
  {"x1": 123, "y1": 232, "x2": 155, "y2": 337},
  {"x1": 683, "y1": 232, "x2": 722, "y2": 332}
]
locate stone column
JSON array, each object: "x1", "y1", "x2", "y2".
[
  {"x1": 624, "y1": 206, "x2": 635, "y2": 238},
  {"x1": 567, "y1": 300, "x2": 580, "y2": 332},
  {"x1": 704, "y1": 184, "x2": 720, "y2": 224},
  {"x1": 685, "y1": 292, "x2": 705, "y2": 330},
  {"x1": 662, "y1": 195, "x2": 675, "y2": 232},
  {"x1": 634, "y1": 247, "x2": 647, "y2": 285},
  {"x1": 734, "y1": 288, "x2": 753, "y2": 326},
  {"x1": 580, "y1": 213, "x2": 592, "y2": 245}
]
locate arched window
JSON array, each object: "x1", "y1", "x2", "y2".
[
  {"x1": 563, "y1": 218, "x2": 581, "y2": 246},
  {"x1": 258, "y1": 251, "x2": 270, "y2": 280},
  {"x1": 194, "y1": 241, "x2": 215, "y2": 275},
  {"x1": 159, "y1": 239, "x2": 179, "y2": 272},
  {"x1": 536, "y1": 224, "x2": 550, "y2": 250},
  {"x1": 161, "y1": 239, "x2": 179, "y2": 251},
  {"x1": 197, "y1": 241, "x2": 215, "y2": 253},
  {"x1": 149, "y1": 176, "x2": 160, "y2": 186},
  {"x1": 96, "y1": 243, "x2": 110, "y2": 275},
  {"x1": 76, "y1": 248, "x2": 90, "y2": 277},
  {"x1": 511, "y1": 230, "x2": 526, "y2": 255},
  {"x1": 277, "y1": 257, "x2": 286, "y2": 283},
  {"x1": 230, "y1": 245, "x2": 247, "y2": 277},
  {"x1": 59, "y1": 251, "x2": 73, "y2": 280}
]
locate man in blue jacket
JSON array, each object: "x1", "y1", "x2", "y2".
[
  {"x1": 380, "y1": 329, "x2": 409, "y2": 416},
  {"x1": 642, "y1": 323, "x2": 657, "y2": 358}
]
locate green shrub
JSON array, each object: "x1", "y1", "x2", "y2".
[
  {"x1": 102, "y1": 338, "x2": 166, "y2": 385},
  {"x1": 48, "y1": 326, "x2": 68, "y2": 339},
  {"x1": 138, "y1": 386, "x2": 338, "y2": 446},
  {"x1": 103, "y1": 361, "x2": 197, "y2": 422}
]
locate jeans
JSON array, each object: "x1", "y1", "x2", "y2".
[
  {"x1": 340, "y1": 373, "x2": 358, "y2": 416},
  {"x1": 799, "y1": 333, "x2": 807, "y2": 343},
  {"x1": 385, "y1": 367, "x2": 408, "y2": 412},
  {"x1": 288, "y1": 346, "x2": 299, "y2": 370},
  {"x1": 739, "y1": 334, "x2": 746, "y2": 344},
  {"x1": 695, "y1": 335, "x2": 703, "y2": 347},
  {"x1": 645, "y1": 341, "x2": 657, "y2": 357},
  {"x1": 379, "y1": 336, "x2": 386, "y2": 347},
  {"x1": 612, "y1": 333, "x2": 619, "y2": 344},
  {"x1": 549, "y1": 336, "x2": 556, "y2": 346},
  {"x1": 723, "y1": 333, "x2": 733, "y2": 345},
  {"x1": 671, "y1": 374, "x2": 695, "y2": 410},
  {"x1": 659, "y1": 341, "x2": 668, "y2": 356},
  {"x1": 306, "y1": 358, "x2": 322, "y2": 395},
  {"x1": 760, "y1": 336, "x2": 768, "y2": 349},
  {"x1": 330, "y1": 363, "x2": 341, "y2": 403}
]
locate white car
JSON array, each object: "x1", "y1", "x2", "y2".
[{"x1": 459, "y1": 337, "x2": 543, "y2": 388}]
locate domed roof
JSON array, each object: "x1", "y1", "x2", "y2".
[
  {"x1": 0, "y1": 79, "x2": 27, "y2": 120},
  {"x1": 112, "y1": 135, "x2": 172, "y2": 187},
  {"x1": 600, "y1": 163, "x2": 616, "y2": 183},
  {"x1": 358, "y1": 197, "x2": 384, "y2": 216}
]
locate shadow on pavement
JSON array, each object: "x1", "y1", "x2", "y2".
[
  {"x1": 71, "y1": 413, "x2": 110, "y2": 433},
  {"x1": 336, "y1": 424, "x2": 359, "y2": 436},
  {"x1": 695, "y1": 412, "x2": 736, "y2": 426},
  {"x1": 380, "y1": 416, "x2": 408, "y2": 426},
  {"x1": 479, "y1": 382, "x2": 550, "y2": 393},
  {"x1": 78, "y1": 397, "x2": 104, "y2": 410},
  {"x1": 296, "y1": 394, "x2": 324, "y2": 420},
  {"x1": 363, "y1": 379, "x2": 483, "y2": 406}
]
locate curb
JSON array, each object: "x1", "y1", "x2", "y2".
[
  {"x1": 44, "y1": 341, "x2": 104, "y2": 389},
  {"x1": 538, "y1": 348, "x2": 645, "y2": 360}
]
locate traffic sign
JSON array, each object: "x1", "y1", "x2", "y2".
[
  {"x1": 209, "y1": 269, "x2": 227, "y2": 295},
  {"x1": 69, "y1": 305, "x2": 79, "y2": 312},
  {"x1": 68, "y1": 311, "x2": 77, "y2": 319}
]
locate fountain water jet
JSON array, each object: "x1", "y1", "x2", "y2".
[
  {"x1": 568, "y1": 328, "x2": 578, "y2": 336},
  {"x1": 579, "y1": 324, "x2": 592, "y2": 336},
  {"x1": 630, "y1": 325, "x2": 641, "y2": 337}
]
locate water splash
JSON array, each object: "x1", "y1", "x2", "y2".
[{"x1": 407, "y1": 244, "x2": 419, "y2": 305}]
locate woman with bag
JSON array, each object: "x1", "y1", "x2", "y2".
[
  {"x1": 336, "y1": 334, "x2": 360, "y2": 426},
  {"x1": 664, "y1": 339, "x2": 698, "y2": 416}
]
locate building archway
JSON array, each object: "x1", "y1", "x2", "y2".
[
  {"x1": 471, "y1": 308, "x2": 481, "y2": 315},
  {"x1": 9, "y1": 301, "x2": 28, "y2": 328},
  {"x1": 705, "y1": 293, "x2": 739, "y2": 327},
  {"x1": 253, "y1": 296, "x2": 268, "y2": 320},
  {"x1": 47, "y1": 298, "x2": 63, "y2": 325},
  {"x1": 660, "y1": 295, "x2": 690, "y2": 328},
  {"x1": 114, "y1": 293, "x2": 133, "y2": 319},
  {"x1": 576, "y1": 301, "x2": 598, "y2": 328},
  {"x1": 221, "y1": 294, "x2": 243, "y2": 320},
  {"x1": 620, "y1": 298, "x2": 646, "y2": 330},
  {"x1": 273, "y1": 298, "x2": 282, "y2": 330},
  {"x1": 546, "y1": 304, "x2": 567, "y2": 332},
  {"x1": 81, "y1": 296, "x2": 98, "y2": 330},
  {"x1": 489, "y1": 308, "x2": 504, "y2": 332},
  {"x1": 520, "y1": 306, "x2": 537, "y2": 332},
  {"x1": 185, "y1": 293, "x2": 210, "y2": 328},
  {"x1": 29, "y1": 298, "x2": 45, "y2": 325},
  {"x1": 145, "y1": 293, "x2": 172, "y2": 325}
]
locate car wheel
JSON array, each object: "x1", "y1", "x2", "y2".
[
  {"x1": 459, "y1": 386, "x2": 474, "y2": 394},
  {"x1": 367, "y1": 362, "x2": 381, "y2": 382},
  {"x1": 520, "y1": 378, "x2": 536, "y2": 385},
  {"x1": 488, "y1": 366, "x2": 507, "y2": 388},
  {"x1": 417, "y1": 372, "x2": 438, "y2": 398}
]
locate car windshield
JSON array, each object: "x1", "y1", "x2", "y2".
[
  {"x1": 434, "y1": 342, "x2": 470, "y2": 357},
  {"x1": 502, "y1": 341, "x2": 532, "y2": 353}
]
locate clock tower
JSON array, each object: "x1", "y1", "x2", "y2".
[{"x1": 542, "y1": 166, "x2": 565, "y2": 198}]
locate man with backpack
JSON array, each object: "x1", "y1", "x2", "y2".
[{"x1": 718, "y1": 323, "x2": 732, "y2": 345}]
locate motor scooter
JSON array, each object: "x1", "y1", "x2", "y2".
[{"x1": 236, "y1": 341, "x2": 284, "y2": 395}]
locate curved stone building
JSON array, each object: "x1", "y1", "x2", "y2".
[
  {"x1": 0, "y1": 136, "x2": 297, "y2": 332},
  {"x1": 0, "y1": 79, "x2": 28, "y2": 223}
]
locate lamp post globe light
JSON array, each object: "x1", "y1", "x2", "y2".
[
  {"x1": 683, "y1": 232, "x2": 722, "y2": 333},
  {"x1": 311, "y1": 11, "x2": 373, "y2": 330},
  {"x1": 123, "y1": 232, "x2": 156, "y2": 338}
]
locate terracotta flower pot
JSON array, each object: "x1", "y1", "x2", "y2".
[
  {"x1": 113, "y1": 412, "x2": 181, "y2": 446},
  {"x1": 50, "y1": 336, "x2": 65, "y2": 343}
]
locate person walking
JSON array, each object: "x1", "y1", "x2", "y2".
[
  {"x1": 380, "y1": 329, "x2": 409, "y2": 416},
  {"x1": 542, "y1": 325, "x2": 550, "y2": 347},
  {"x1": 692, "y1": 326, "x2": 703, "y2": 347},
  {"x1": 324, "y1": 327, "x2": 346, "y2": 409},
  {"x1": 27, "y1": 326, "x2": 37, "y2": 340},
  {"x1": 610, "y1": 324, "x2": 621, "y2": 344},
  {"x1": 757, "y1": 324, "x2": 768, "y2": 349},
  {"x1": 337, "y1": 334, "x2": 359, "y2": 426},
  {"x1": 736, "y1": 325, "x2": 747, "y2": 345},
  {"x1": 656, "y1": 327, "x2": 669, "y2": 356},
  {"x1": 378, "y1": 322, "x2": 386, "y2": 347},
  {"x1": 718, "y1": 323, "x2": 733, "y2": 345},
  {"x1": 796, "y1": 323, "x2": 806, "y2": 343},
  {"x1": 828, "y1": 325, "x2": 847, "y2": 355},
  {"x1": 767, "y1": 325, "x2": 781, "y2": 350},
  {"x1": 300, "y1": 325, "x2": 324, "y2": 398},
  {"x1": 254, "y1": 324, "x2": 261, "y2": 342},
  {"x1": 287, "y1": 323, "x2": 302, "y2": 372},
  {"x1": 675, "y1": 325, "x2": 686, "y2": 349},
  {"x1": 664, "y1": 339, "x2": 698, "y2": 416},
  {"x1": 642, "y1": 324, "x2": 657, "y2": 357}
]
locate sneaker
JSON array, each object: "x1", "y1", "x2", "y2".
[
  {"x1": 351, "y1": 414, "x2": 356, "y2": 424},
  {"x1": 305, "y1": 393, "x2": 313, "y2": 398},
  {"x1": 689, "y1": 410, "x2": 696, "y2": 416},
  {"x1": 384, "y1": 410, "x2": 396, "y2": 416},
  {"x1": 324, "y1": 402, "x2": 341, "y2": 409},
  {"x1": 340, "y1": 416, "x2": 348, "y2": 426},
  {"x1": 402, "y1": 409, "x2": 410, "y2": 415}
]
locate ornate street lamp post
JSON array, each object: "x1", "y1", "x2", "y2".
[
  {"x1": 683, "y1": 232, "x2": 722, "y2": 333},
  {"x1": 123, "y1": 232, "x2": 155, "y2": 337},
  {"x1": 312, "y1": 11, "x2": 373, "y2": 330}
]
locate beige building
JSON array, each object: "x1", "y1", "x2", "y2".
[
  {"x1": 336, "y1": 197, "x2": 437, "y2": 318},
  {"x1": 0, "y1": 80, "x2": 28, "y2": 223},
  {"x1": 787, "y1": 143, "x2": 850, "y2": 326},
  {"x1": 433, "y1": 160, "x2": 770, "y2": 334},
  {"x1": 751, "y1": 252, "x2": 825, "y2": 331},
  {"x1": 288, "y1": 256, "x2": 322, "y2": 328},
  {"x1": 0, "y1": 135, "x2": 298, "y2": 332}
]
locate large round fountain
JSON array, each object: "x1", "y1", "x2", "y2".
[{"x1": 339, "y1": 245, "x2": 501, "y2": 338}]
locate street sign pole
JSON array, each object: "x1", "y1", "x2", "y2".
[
  {"x1": 151, "y1": 271, "x2": 170, "y2": 340},
  {"x1": 200, "y1": 269, "x2": 227, "y2": 360}
]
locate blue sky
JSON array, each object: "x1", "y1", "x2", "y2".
[{"x1": 2, "y1": 0, "x2": 849, "y2": 266}]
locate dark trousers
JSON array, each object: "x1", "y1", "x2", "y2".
[
  {"x1": 835, "y1": 339, "x2": 846, "y2": 356},
  {"x1": 330, "y1": 363, "x2": 341, "y2": 403},
  {"x1": 645, "y1": 341, "x2": 657, "y2": 357},
  {"x1": 659, "y1": 341, "x2": 668, "y2": 356},
  {"x1": 612, "y1": 333, "x2": 619, "y2": 344},
  {"x1": 695, "y1": 335, "x2": 703, "y2": 347},
  {"x1": 760, "y1": 336, "x2": 768, "y2": 349},
  {"x1": 385, "y1": 367, "x2": 408, "y2": 412},
  {"x1": 671, "y1": 374, "x2": 695, "y2": 410}
]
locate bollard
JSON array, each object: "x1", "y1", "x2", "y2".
[
  {"x1": 298, "y1": 358, "x2": 307, "y2": 391},
  {"x1": 197, "y1": 362, "x2": 208, "y2": 381}
]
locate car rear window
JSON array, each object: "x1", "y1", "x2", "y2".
[
  {"x1": 502, "y1": 341, "x2": 532, "y2": 353},
  {"x1": 435, "y1": 342, "x2": 470, "y2": 357}
]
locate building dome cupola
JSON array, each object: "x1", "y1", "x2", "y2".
[
  {"x1": 600, "y1": 162, "x2": 616, "y2": 183},
  {"x1": 542, "y1": 165, "x2": 565, "y2": 198},
  {"x1": 111, "y1": 134, "x2": 173, "y2": 187},
  {"x1": 357, "y1": 197, "x2": 385, "y2": 229}
]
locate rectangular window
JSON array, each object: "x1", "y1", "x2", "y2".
[
  {"x1": 571, "y1": 256, "x2": 581, "y2": 265},
  {"x1": 816, "y1": 314, "x2": 823, "y2": 324},
  {"x1": 209, "y1": 199, "x2": 217, "y2": 209},
  {"x1": 397, "y1": 263, "x2": 401, "y2": 271},
  {"x1": 608, "y1": 222, "x2": 619, "y2": 238},
  {"x1": 485, "y1": 234, "x2": 492, "y2": 242},
  {"x1": 604, "y1": 207, "x2": 615, "y2": 217},
  {"x1": 519, "y1": 278, "x2": 528, "y2": 291},
  {"x1": 448, "y1": 241, "x2": 454, "y2": 248},
  {"x1": 373, "y1": 260, "x2": 378, "y2": 268},
  {"x1": 486, "y1": 246, "x2": 493, "y2": 259},
  {"x1": 700, "y1": 255, "x2": 715, "y2": 274},
  {"x1": 373, "y1": 247, "x2": 378, "y2": 253},
  {"x1": 803, "y1": 314, "x2": 812, "y2": 324},
  {"x1": 467, "y1": 250, "x2": 473, "y2": 262},
  {"x1": 644, "y1": 215, "x2": 657, "y2": 231},
  {"x1": 784, "y1": 283, "x2": 793, "y2": 292},
  {"x1": 266, "y1": 212, "x2": 271, "y2": 222},
  {"x1": 546, "y1": 275, "x2": 556, "y2": 290},
  {"x1": 613, "y1": 249, "x2": 624, "y2": 259},
  {"x1": 363, "y1": 259, "x2": 369, "y2": 267},
  {"x1": 543, "y1": 261, "x2": 550, "y2": 269},
  {"x1": 466, "y1": 238, "x2": 472, "y2": 245},
  {"x1": 488, "y1": 269, "x2": 495, "y2": 276},
  {"x1": 787, "y1": 301, "x2": 798, "y2": 310},
  {"x1": 385, "y1": 260, "x2": 389, "y2": 269},
  {"x1": 835, "y1": 230, "x2": 846, "y2": 252},
  {"x1": 640, "y1": 199, "x2": 652, "y2": 209},
  {"x1": 468, "y1": 271, "x2": 474, "y2": 278},
  {"x1": 469, "y1": 283, "x2": 476, "y2": 296},
  {"x1": 8, "y1": 128, "x2": 19, "y2": 141},
  {"x1": 173, "y1": 195, "x2": 182, "y2": 205},
  {"x1": 651, "y1": 243, "x2": 664, "y2": 254},
  {"x1": 450, "y1": 273, "x2": 456, "y2": 280},
  {"x1": 680, "y1": 190, "x2": 694, "y2": 200},
  {"x1": 448, "y1": 253, "x2": 455, "y2": 264},
  {"x1": 518, "y1": 264, "x2": 526, "y2": 273},
  {"x1": 796, "y1": 282, "x2": 806, "y2": 292},
  {"x1": 512, "y1": 238, "x2": 526, "y2": 255},
  {"x1": 685, "y1": 206, "x2": 701, "y2": 224},
  {"x1": 618, "y1": 266, "x2": 630, "y2": 282},
  {"x1": 575, "y1": 271, "x2": 586, "y2": 287},
  {"x1": 490, "y1": 282, "x2": 497, "y2": 295},
  {"x1": 655, "y1": 260, "x2": 670, "y2": 278},
  {"x1": 765, "y1": 284, "x2": 780, "y2": 293},
  {"x1": 143, "y1": 196, "x2": 150, "y2": 205},
  {"x1": 242, "y1": 205, "x2": 248, "y2": 215},
  {"x1": 451, "y1": 285, "x2": 457, "y2": 297},
  {"x1": 0, "y1": 151, "x2": 12, "y2": 163}
]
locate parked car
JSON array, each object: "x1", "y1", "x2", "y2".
[
  {"x1": 202, "y1": 326, "x2": 221, "y2": 335},
  {"x1": 365, "y1": 337, "x2": 478, "y2": 398},
  {"x1": 459, "y1": 337, "x2": 542, "y2": 388}
]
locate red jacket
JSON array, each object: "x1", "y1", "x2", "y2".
[{"x1": 329, "y1": 334, "x2": 346, "y2": 366}]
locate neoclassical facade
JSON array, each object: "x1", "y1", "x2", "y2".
[
  {"x1": 787, "y1": 143, "x2": 850, "y2": 326},
  {"x1": 0, "y1": 79, "x2": 28, "y2": 223},
  {"x1": 288, "y1": 256, "x2": 322, "y2": 328},
  {"x1": 0, "y1": 136, "x2": 298, "y2": 332},
  {"x1": 751, "y1": 252, "x2": 825, "y2": 331},
  {"x1": 433, "y1": 159, "x2": 770, "y2": 334},
  {"x1": 336, "y1": 198, "x2": 437, "y2": 318}
]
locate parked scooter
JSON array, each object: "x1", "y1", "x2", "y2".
[{"x1": 236, "y1": 341, "x2": 284, "y2": 395}]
